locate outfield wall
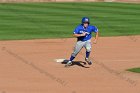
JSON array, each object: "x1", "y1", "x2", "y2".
[{"x1": 0, "y1": 0, "x2": 140, "y2": 3}]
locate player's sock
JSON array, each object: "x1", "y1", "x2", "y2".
[
  {"x1": 69, "y1": 55, "x2": 75, "y2": 61},
  {"x1": 86, "y1": 51, "x2": 90, "y2": 58}
]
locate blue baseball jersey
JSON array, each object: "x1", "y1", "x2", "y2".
[{"x1": 73, "y1": 24, "x2": 98, "y2": 41}]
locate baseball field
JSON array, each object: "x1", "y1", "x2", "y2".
[{"x1": 0, "y1": 2, "x2": 140, "y2": 93}]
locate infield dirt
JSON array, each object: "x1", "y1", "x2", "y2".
[{"x1": 0, "y1": 36, "x2": 140, "y2": 93}]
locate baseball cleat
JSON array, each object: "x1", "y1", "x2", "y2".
[
  {"x1": 65, "y1": 61, "x2": 72, "y2": 67},
  {"x1": 85, "y1": 58, "x2": 92, "y2": 65}
]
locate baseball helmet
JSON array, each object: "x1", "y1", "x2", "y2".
[{"x1": 81, "y1": 17, "x2": 90, "y2": 24}]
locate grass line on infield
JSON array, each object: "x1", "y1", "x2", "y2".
[{"x1": 127, "y1": 67, "x2": 140, "y2": 73}]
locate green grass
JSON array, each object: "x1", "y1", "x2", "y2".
[
  {"x1": 0, "y1": 2, "x2": 140, "y2": 40},
  {"x1": 127, "y1": 67, "x2": 140, "y2": 73}
]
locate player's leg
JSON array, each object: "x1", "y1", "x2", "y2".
[
  {"x1": 84, "y1": 40, "x2": 92, "y2": 65},
  {"x1": 65, "y1": 41, "x2": 85, "y2": 67},
  {"x1": 71, "y1": 41, "x2": 85, "y2": 59}
]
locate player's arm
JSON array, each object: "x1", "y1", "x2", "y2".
[
  {"x1": 73, "y1": 33, "x2": 86, "y2": 37},
  {"x1": 93, "y1": 31, "x2": 99, "y2": 44},
  {"x1": 92, "y1": 26, "x2": 99, "y2": 44},
  {"x1": 95, "y1": 31, "x2": 99, "y2": 40},
  {"x1": 73, "y1": 26, "x2": 86, "y2": 37}
]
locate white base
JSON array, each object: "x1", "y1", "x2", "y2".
[{"x1": 54, "y1": 59, "x2": 66, "y2": 63}]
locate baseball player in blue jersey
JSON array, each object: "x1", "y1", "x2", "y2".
[{"x1": 65, "y1": 17, "x2": 99, "y2": 67}]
